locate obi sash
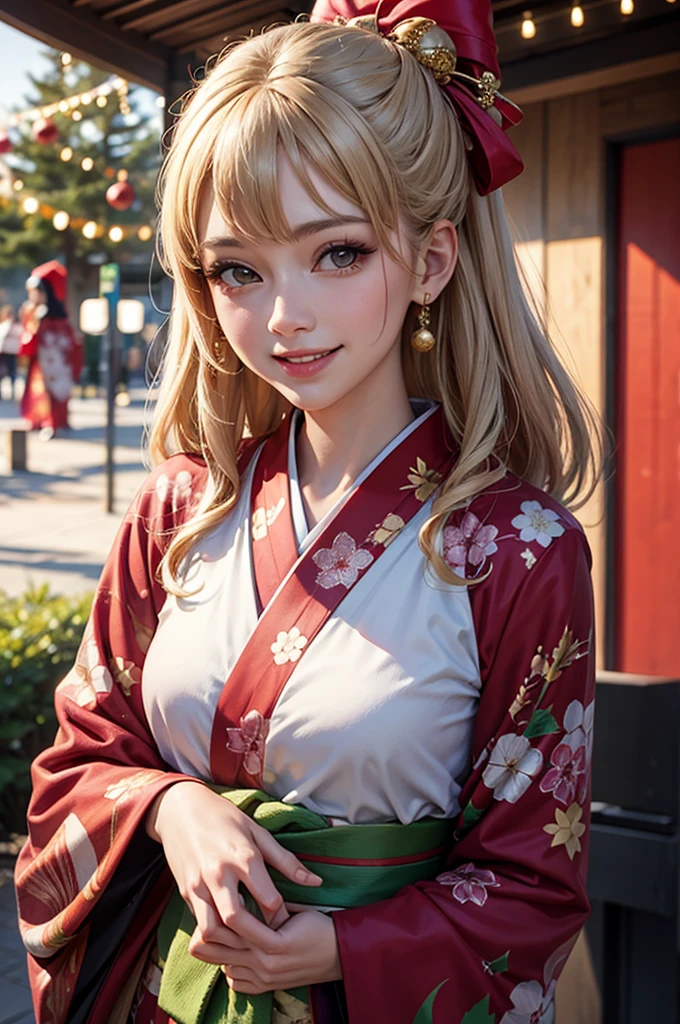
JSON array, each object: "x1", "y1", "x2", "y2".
[{"x1": 157, "y1": 788, "x2": 453, "y2": 1024}]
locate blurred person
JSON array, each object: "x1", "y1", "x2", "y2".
[
  {"x1": 0, "y1": 303, "x2": 22, "y2": 400},
  {"x1": 18, "y1": 260, "x2": 83, "y2": 440},
  {"x1": 15, "y1": 3, "x2": 603, "y2": 1023}
]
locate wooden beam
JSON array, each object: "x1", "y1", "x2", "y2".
[
  {"x1": 0, "y1": 0, "x2": 170, "y2": 89},
  {"x1": 151, "y1": 0, "x2": 283, "y2": 43},
  {"x1": 101, "y1": 0, "x2": 161, "y2": 21},
  {"x1": 506, "y1": 51, "x2": 680, "y2": 104},
  {"x1": 123, "y1": 0, "x2": 224, "y2": 33}
]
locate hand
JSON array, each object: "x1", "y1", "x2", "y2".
[
  {"x1": 190, "y1": 909, "x2": 343, "y2": 993},
  {"x1": 145, "y1": 781, "x2": 322, "y2": 952}
]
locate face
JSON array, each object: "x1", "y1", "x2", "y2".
[{"x1": 197, "y1": 150, "x2": 421, "y2": 413}]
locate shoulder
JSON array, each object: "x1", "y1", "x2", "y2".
[
  {"x1": 443, "y1": 472, "x2": 591, "y2": 589},
  {"x1": 125, "y1": 453, "x2": 209, "y2": 541}
]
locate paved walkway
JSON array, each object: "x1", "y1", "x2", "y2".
[{"x1": 0, "y1": 381, "x2": 152, "y2": 1021}]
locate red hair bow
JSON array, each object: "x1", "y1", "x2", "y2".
[{"x1": 310, "y1": 0, "x2": 524, "y2": 195}]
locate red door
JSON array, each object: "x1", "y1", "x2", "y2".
[{"x1": 616, "y1": 136, "x2": 680, "y2": 675}]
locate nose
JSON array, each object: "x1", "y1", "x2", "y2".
[{"x1": 267, "y1": 291, "x2": 316, "y2": 338}]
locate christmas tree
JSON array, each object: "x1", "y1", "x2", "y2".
[{"x1": 0, "y1": 48, "x2": 161, "y2": 302}]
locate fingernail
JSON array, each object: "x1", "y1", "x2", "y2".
[{"x1": 295, "y1": 868, "x2": 309, "y2": 882}]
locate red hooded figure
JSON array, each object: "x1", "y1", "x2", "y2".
[{"x1": 19, "y1": 259, "x2": 83, "y2": 435}]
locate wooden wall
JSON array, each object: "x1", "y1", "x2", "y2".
[
  {"x1": 501, "y1": 64, "x2": 680, "y2": 1024},
  {"x1": 503, "y1": 66, "x2": 680, "y2": 675}
]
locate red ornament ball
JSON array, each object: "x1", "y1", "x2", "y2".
[
  {"x1": 0, "y1": 132, "x2": 12, "y2": 155},
  {"x1": 33, "y1": 117, "x2": 59, "y2": 145},
  {"x1": 106, "y1": 180, "x2": 136, "y2": 211}
]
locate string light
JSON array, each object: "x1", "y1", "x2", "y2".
[
  {"x1": 138, "y1": 225, "x2": 153, "y2": 241},
  {"x1": 53, "y1": 211, "x2": 70, "y2": 231},
  {"x1": 60, "y1": 146, "x2": 73, "y2": 162},
  {"x1": 109, "y1": 226, "x2": 124, "y2": 242},
  {"x1": 571, "y1": 4, "x2": 584, "y2": 26},
  {"x1": 13, "y1": 179, "x2": 24, "y2": 191},
  {"x1": 82, "y1": 221, "x2": 98, "y2": 239},
  {"x1": 58, "y1": 100, "x2": 69, "y2": 114},
  {"x1": 620, "y1": 0, "x2": 633, "y2": 12},
  {"x1": 81, "y1": 156, "x2": 94, "y2": 171},
  {"x1": 96, "y1": 95, "x2": 107, "y2": 108},
  {"x1": 80, "y1": 93, "x2": 92, "y2": 105},
  {"x1": 521, "y1": 11, "x2": 537, "y2": 38},
  {"x1": 72, "y1": 110, "x2": 82, "y2": 121},
  {"x1": 61, "y1": 52, "x2": 72, "y2": 66},
  {"x1": 22, "y1": 197, "x2": 39, "y2": 214},
  {"x1": 117, "y1": 169, "x2": 129, "y2": 182},
  {"x1": 155, "y1": 95, "x2": 165, "y2": 108}
]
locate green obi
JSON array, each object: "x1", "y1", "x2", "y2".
[{"x1": 157, "y1": 788, "x2": 452, "y2": 1024}]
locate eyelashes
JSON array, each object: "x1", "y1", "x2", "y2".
[{"x1": 202, "y1": 239, "x2": 378, "y2": 294}]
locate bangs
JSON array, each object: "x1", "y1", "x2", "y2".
[{"x1": 208, "y1": 76, "x2": 408, "y2": 267}]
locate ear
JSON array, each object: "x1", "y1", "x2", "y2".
[{"x1": 411, "y1": 219, "x2": 458, "y2": 304}]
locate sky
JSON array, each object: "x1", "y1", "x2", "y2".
[{"x1": 0, "y1": 20, "x2": 160, "y2": 126}]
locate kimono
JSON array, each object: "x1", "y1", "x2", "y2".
[
  {"x1": 19, "y1": 315, "x2": 82, "y2": 431},
  {"x1": 15, "y1": 398, "x2": 596, "y2": 1024}
]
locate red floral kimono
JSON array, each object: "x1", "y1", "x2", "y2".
[
  {"x1": 15, "y1": 406, "x2": 595, "y2": 1024},
  {"x1": 19, "y1": 316, "x2": 82, "y2": 431}
]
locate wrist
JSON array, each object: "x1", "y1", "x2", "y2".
[{"x1": 145, "y1": 780, "x2": 207, "y2": 843}]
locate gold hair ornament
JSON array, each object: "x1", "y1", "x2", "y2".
[
  {"x1": 411, "y1": 292, "x2": 435, "y2": 352},
  {"x1": 338, "y1": 13, "x2": 521, "y2": 124}
]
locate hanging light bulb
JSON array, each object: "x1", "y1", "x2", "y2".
[
  {"x1": 109, "y1": 226, "x2": 124, "y2": 242},
  {"x1": 81, "y1": 156, "x2": 94, "y2": 171},
  {"x1": 82, "y1": 220, "x2": 98, "y2": 239},
  {"x1": 620, "y1": 0, "x2": 634, "y2": 13},
  {"x1": 72, "y1": 110, "x2": 82, "y2": 121},
  {"x1": 61, "y1": 52, "x2": 72, "y2": 66},
  {"x1": 80, "y1": 93, "x2": 92, "y2": 105},
  {"x1": 155, "y1": 95, "x2": 166, "y2": 108},
  {"x1": 22, "y1": 197, "x2": 39, "y2": 215},
  {"x1": 138, "y1": 225, "x2": 153, "y2": 241},
  {"x1": 521, "y1": 11, "x2": 537, "y2": 38},
  {"x1": 58, "y1": 100, "x2": 69, "y2": 114},
  {"x1": 96, "y1": 95, "x2": 107, "y2": 108},
  {"x1": 571, "y1": 5, "x2": 585, "y2": 26},
  {"x1": 60, "y1": 146, "x2": 73, "y2": 162},
  {"x1": 53, "y1": 211, "x2": 70, "y2": 231}
]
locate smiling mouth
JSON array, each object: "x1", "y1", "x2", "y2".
[{"x1": 273, "y1": 345, "x2": 342, "y2": 364}]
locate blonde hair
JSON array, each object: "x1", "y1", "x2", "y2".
[{"x1": 150, "y1": 18, "x2": 602, "y2": 594}]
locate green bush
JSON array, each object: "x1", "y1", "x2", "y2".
[{"x1": 0, "y1": 584, "x2": 93, "y2": 836}]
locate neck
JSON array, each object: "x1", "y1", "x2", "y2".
[{"x1": 295, "y1": 354, "x2": 414, "y2": 505}]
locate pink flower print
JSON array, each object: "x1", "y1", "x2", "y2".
[
  {"x1": 436, "y1": 862, "x2": 500, "y2": 907},
  {"x1": 511, "y1": 500, "x2": 564, "y2": 549},
  {"x1": 312, "y1": 532, "x2": 374, "y2": 590},
  {"x1": 443, "y1": 512, "x2": 499, "y2": 578},
  {"x1": 226, "y1": 710, "x2": 269, "y2": 777},
  {"x1": 539, "y1": 742, "x2": 587, "y2": 805}
]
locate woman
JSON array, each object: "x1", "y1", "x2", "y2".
[
  {"x1": 19, "y1": 260, "x2": 82, "y2": 439},
  {"x1": 15, "y1": 2, "x2": 601, "y2": 1022},
  {"x1": 0, "y1": 304, "x2": 22, "y2": 401}
]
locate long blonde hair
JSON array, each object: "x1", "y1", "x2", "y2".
[{"x1": 150, "y1": 18, "x2": 602, "y2": 594}]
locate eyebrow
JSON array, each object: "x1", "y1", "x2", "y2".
[{"x1": 199, "y1": 215, "x2": 371, "y2": 252}]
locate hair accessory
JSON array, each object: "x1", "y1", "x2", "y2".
[
  {"x1": 411, "y1": 292, "x2": 435, "y2": 352},
  {"x1": 311, "y1": 0, "x2": 524, "y2": 195}
]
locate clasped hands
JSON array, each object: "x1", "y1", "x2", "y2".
[{"x1": 146, "y1": 780, "x2": 342, "y2": 995}]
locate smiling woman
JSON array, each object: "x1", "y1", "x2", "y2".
[{"x1": 17, "y1": 4, "x2": 602, "y2": 1024}]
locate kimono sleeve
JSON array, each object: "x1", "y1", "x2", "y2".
[
  {"x1": 331, "y1": 525, "x2": 595, "y2": 1024},
  {"x1": 14, "y1": 457, "x2": 208, "y2": 1024}
]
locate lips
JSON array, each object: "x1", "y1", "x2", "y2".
[
  {"x1": 272, "y1": 345, "x2": 342, "y2": 379},
  {"x1": 272, "y1": 345, "x2": 342, "y2": 364}
]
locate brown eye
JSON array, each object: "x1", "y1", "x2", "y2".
[{"x1": 221, "y1": 265, "x2": 258, "y2": 286}]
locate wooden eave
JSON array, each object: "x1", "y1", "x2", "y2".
[{"x1": 0, "y1": 0, "x2": 678, "y2": 95}]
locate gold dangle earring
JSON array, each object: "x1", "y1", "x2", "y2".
[
  {"x1": 209, "y1": 333, "x2": 226, "y2": 383},
  {"x1": 411, "y1": 292, "x2": 436, "y2": 352}
]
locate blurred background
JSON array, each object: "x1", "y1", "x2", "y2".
[{"x1": 0, "y1": 1, "x2": 678, "y2": 1022}]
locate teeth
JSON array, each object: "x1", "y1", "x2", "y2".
[{"x1": 285, "y1": 350, "x2": 332, "y2": 363}]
